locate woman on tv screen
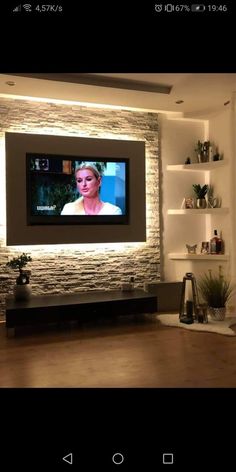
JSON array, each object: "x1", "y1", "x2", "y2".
[{"x1": 61, "y1": 163, "x2": 123, "y2": 215}]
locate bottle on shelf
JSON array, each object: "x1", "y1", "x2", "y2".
[
  {"x1": 208, "y1": 145, "x2": 213, "y2": 161},
  {"x1": 210, "y1": 229, "x2": 223, "y2": 254}
]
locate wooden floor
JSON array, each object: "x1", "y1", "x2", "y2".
[{"x1": 1, "y1": 313, "x2": 236, "y2": 387}]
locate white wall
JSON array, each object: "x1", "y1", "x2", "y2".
[
  {"x1": 160, "y1": 114, "x2": 208, "y2": 281},
  {"x1": 209, "y1": 108, "x2": 231, "y2": 253},
  {"x1": 208, "y1": 94, "x2": 236, "y2": 311}
]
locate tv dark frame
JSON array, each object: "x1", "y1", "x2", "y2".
[{"x1": 26, "y1": 153, "x2": 130, "y2": 226}]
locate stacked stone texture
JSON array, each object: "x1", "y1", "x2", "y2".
[{"x1": 0, "y1": 98, "x2": 160, "y2": 320}]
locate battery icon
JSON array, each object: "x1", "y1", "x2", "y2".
[{"x1": 191, "y1": 4, "x2": 205, "y2": 11}]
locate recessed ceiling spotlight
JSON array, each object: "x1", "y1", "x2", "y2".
[
  {"x1": 224, "y1": 100, "x2": 230, "y2": 106},
  {"x1": 5, "y1": 81, "x2": 16, "y2": 86},
  {"x1": 175, "y1": 100, "x2": 184, "y2": 104}
]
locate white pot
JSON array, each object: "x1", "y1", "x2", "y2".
[
  {"x1": 13, "y1": 284, "x2": 32, "y2": 301},
  {"x1": 196, "y1": 198, "x2": 207, "y2": 209},
  {"x1": 208, "y1": 306, "x2": 226, "y2": 321}
]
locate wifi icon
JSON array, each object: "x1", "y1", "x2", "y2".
[{"x1": 23, "y1": 4, "x2": 32, "y2": 11}]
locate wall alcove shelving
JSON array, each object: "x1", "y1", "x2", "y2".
[
  {"x1": 160, "y1": 114, "x2": 231, "y2": 281},
  {"x1": 166, "y1": 159, "x2": 229, "y2": 261}
]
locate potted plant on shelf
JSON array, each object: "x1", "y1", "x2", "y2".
[
  {"x1": 192, "y1": 184, "x2": 208, "y2": 208},
  {"x1": 6, "y1": 252, "x2": 32, "y2": 300},
  {"x1": 195, "y1": 140, "x2": 211, "y2": 163},
  {"x1": 197, "y1": 266, "x2": 235, "y2": 320}
]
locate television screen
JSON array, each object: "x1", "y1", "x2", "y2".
[{"x1": 26, "y1": 153, "x2": 129, "y2": 225}]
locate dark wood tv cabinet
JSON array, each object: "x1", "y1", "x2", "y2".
[{"x1": 5, "y1": 289, "x2": 157, "y2": 336}]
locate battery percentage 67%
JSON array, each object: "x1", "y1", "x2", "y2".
[
  {"x1": 165, "y1": 4, "x2": 190, "y2": 12},
  {"x1": 154, "y1": 4, "x2": 191, "y2": 13}
]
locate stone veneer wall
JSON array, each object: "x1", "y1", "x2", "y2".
[{"x1": 0, "y1": 97, "x2": 160, "y2": 320}]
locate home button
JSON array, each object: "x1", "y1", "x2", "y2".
[{"x1": 112, "y1": 452, "x2": 124, "y2": 465}]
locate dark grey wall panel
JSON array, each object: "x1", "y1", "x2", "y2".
[{"x1": 6, "y1": 132, "x2": 146, "y2": 245}]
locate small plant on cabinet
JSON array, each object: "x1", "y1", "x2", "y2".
[{"x1": 6, "y1": 253, "x2": 32, "y2": 285}]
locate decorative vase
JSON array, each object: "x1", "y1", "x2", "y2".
[
  {"x1": 13, "y1": 284, "x2": 32, "y2": 301},
  {"x1": 208, "y1": 306, "x2": 226, "y2": 321},
  {"x1": 196, "y1": 198, "x2": 207, "y2": 209},
  {"x1": 197, "y1": 151, "x2": 208, "y2": 163}
]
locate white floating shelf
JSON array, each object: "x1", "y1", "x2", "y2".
[
  {"x1": 168, "y1": 253, "x2": 230, "y2": 261},
  {"x1": 168, "y1": 208, "x2": 229, "y2": 215},
  {"x1": 166, "y1": 161, "x2": 228, "y2": 172}
]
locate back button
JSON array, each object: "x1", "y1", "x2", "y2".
[{"x1": 62, "y1": 453, "x2": 73, "y2": 465}]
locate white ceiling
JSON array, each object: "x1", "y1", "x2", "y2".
[{"x1": 0, "y1": 73, "x2": 236, "y2": 117}]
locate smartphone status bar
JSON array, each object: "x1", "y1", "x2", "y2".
[
  {"x1": 12, "y1": 4, "x2": 63, "y2": 13},
  {"x1": 154, "y1": 4, "x2": 230, "y2": 13}
]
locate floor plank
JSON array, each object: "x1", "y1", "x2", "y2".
[{"x1": 0, "y1": 314, "x2": 236, "y2": 387}]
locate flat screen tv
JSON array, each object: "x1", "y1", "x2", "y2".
[{"x1": 26, "y1": 153, "x2": 129, "y2": 225}]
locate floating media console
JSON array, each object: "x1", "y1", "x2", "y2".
[{"x1": 5, "y1": 289, "x2": 158, "y2": 336}]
